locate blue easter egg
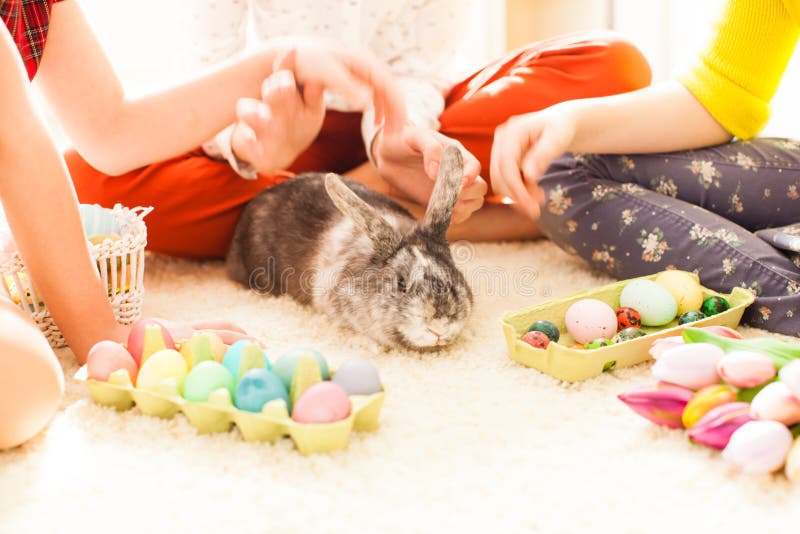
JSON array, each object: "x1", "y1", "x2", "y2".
[
  {"x1": 234, "y1": 369, "x2": 288, "y2": 412},
  {"x1": 222, "y1": 340, "x2": 270, "y2": 380},
  {"x1": 272, "y1": 348, "x2": 329, "y2": 389}
]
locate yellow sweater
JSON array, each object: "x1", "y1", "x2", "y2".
[{"x1": 679, "y1": 0, "x2": 800, "y2": 139}]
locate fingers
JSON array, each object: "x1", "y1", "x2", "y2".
[
  {"x1": 490, "y1": 120, "x2": 540, "y2": 219},
  {"x1": 202, "y1": 329, "x2": 259, "y2": 346},
  {"x1": 273, "y1": 47, "x2": 297, "y2": 72},
  {"x1": 404, "y1": 128, "x2": 443, "y2": 179},
  {"x1": 190, "y1": 320, "x2": 248, "y2": 334},
  {"x1": 301, "y1": 81, "x2": 325, "y2": 115}
]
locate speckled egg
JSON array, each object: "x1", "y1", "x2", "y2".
[
  {"x1": 615, "y1": 307, "x2": 642, "y2": 330},
  {"x1": 619, "y1": 279, "x2": 678, "y2": 326},
  {"x1": 701, "y1": 296, "x2": 730, "y2": 316},
  {"x1": 273, "y1": 348, "x2": 330, "y2": 389},
  {"x1": 87, "y1": 341, "x2": 138, "y2": 383},
  {"x1": 585, "y1": 338, "x2": 614, "y2": 350},
  {"x1": 136, "y1": 349, "x2": 187, "y2": 394},
  {"x1": 332, "y1": 358, "x2": 382, "y2": 396},
  {"x1": 612, "y1": 327, "x2": 647, "y2": 343},
  {"x1": 655, "y1": 270, "x2": 704, "y2": 315},
  {"x1": 291, "y1": 382, "x2": 351, "y2": 424},
  {"x1": 183, "y1": 361, "x2": 235, "y2": 403},
  {"x1": 521, "y1": 330, "x2": 550, "y2": 349},
  {"x1": 564, "y1": 299, "x2": 618, "y2": 344},
  {"x1": 527, "y1": 320, "x2": 560, "y2": 342},
  {"x1": 234, "y1": 369, "x2": 289, "y2": 413},
  {"x1": 222, "y1": 340, "x2": 270, "y2": 381},
  {"x1": 678, "y1": 310, "x2": 707, "y2": 325}
]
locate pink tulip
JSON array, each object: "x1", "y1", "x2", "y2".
[
  {"x1": 651, "y1": 343, "x2": 723, "y2": 390},
  {"x1": 617, "y1": 381, "x2": 694, "y2": 428},
  {"x1": 721, "y1": 420, "x2": 793, "y2": 474},
  {"x1": 749, "y1": 382, "x2": 800, "y2": 425},
  {"x1": 687, "y1": 402, "x2": 753, "y2": 449},
  {"x1": 649, "y1": 336, "x2": 684, "y2": 359},
  {"x1": 699, "y1": 325, "x2": 743, "y2": 339},
  {"x1": 717, "y1": 350, "x2": 776, "y2": 388},
  {"x1": 779, "y1": 360, "x2": 800, "y2": 399}
]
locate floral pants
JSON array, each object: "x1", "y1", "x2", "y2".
[{"x1": 537, "y1": 138, "x2": 800, "y2": 336}]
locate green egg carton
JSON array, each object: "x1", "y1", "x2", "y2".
[
  {"x1": 75, "y1": 365, "x2": 385, "y2": 456},
  {"x1": 500, "y1": 271, "x2": 755, "y2": 382}
]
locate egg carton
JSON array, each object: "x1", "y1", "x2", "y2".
[
  {"x1": 500, "y1": 271, "x2": 755, "y2": 382},
  {"x1": 75, "y1": 366, "x2": 385, "y2": 455}
]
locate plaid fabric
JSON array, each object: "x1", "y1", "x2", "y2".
[{"x1": 1, "y1": 0, "x2": 63, "y2": 79}]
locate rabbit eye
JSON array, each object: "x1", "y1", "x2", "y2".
[{"x1": 396, "y1": 275, "x2": 407, "y2": 293}]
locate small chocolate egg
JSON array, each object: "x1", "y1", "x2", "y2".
[
  {"x1": 527, "y1": 320, "x2": 560, "y2": 342},
  {"x1": 234, "y1": 369, "x2": 288, "y2": 412},
  {"x1": 222, "y1": 340, "x2": 270, "y2": 381},
  {"x1": 678, "y1": 310, "x2": 707, "y2": 325},
  {"x1": 701, "y1": 296, "x2": 730, "y2": 316},
  {"x1": 127, "y1": 319, "x2": 176, "y2": 365},
  {"x1": 183, "y1": 361, "x2": 235, "y2": 403},
  {"x1": 291, "y1": 382, "x2": 351, "y2": 424},
  {"x1": 180, "y1": 332, "x2": 226, "y2": 368},
  {"x1": 87, "y1": 341, "x2": 138, "y2": 383},
  {"x1": 615, "y1": 306, "x2": 642, "y2": 330},
  {"x1": 612, "y1": 327, "x2": 647, "y2": 343},
  {"x1": 619, "y1": 279, "x2": 678, "y2": 326},
  {"x1": 273, "y1": 348, "x2": 330, "y2": 389},
  {"x1": 136, "y1": 349, "x2": 187, "y2": 394},
  {"x1": 567, "y1": 343, "x2": 586, "y2": 350},
  {"x1": 654, "y1": 270, "x2": 704, "y2": 315},
  {"x1": 332, "y1": 358, "x2": 382, "y2": 395},
  {"x1": 521, "y1": 330, "x2": 550, "y2": 349},
  {"x1": 565, "y1": 299, "x2": 618, "y2": 344},
  {"x1": 585, "y1": 338, "x2": 614, "y2": 349}
]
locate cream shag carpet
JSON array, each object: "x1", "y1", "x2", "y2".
[{"x1": 2, "y1": 241, "x2": 799, "y2": 533}]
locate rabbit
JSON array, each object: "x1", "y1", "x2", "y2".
[{"x1": 226, "y1": 145, "x2": 473, "y2": 352}]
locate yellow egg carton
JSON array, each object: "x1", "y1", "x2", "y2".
[
  {"x1": 500, "y1": 271, "x2": 755, "y2": 383},
  {"x1": 74, "y1": 364, "x2": 385, "y2": 456}
]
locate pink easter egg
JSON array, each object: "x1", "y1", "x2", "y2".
[
  {"x1": 127, "y1": 319, "x2": 175, "y2": 365},
  {"x1": 291, "y1": 382, "x2": 351, "y2": 424},
  {"x1": 565, "y1": 299, "x2": 618, "y2": 344},
  {"x1": 87, "y1": 341, "x2": 139, "y2": 383}
]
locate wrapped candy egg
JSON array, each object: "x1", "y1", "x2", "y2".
[
  {"x1": 615, "y1": 307, "x2": 642, "y2": 330},
  {"x1": 654, "y1": 270, "x2": 704, "y2": 315},
  {"x1": 136, "y1": 349, "x2": 187, "y2": 394},
  {"x1": 527, "y1": 320, "x2": 560, "y2": 342},
  {"x1": 183, "y1": 361, "x2": 235, "y2": 403},
  {"x1": 564, "y1": 299, "x2": 617, "y2": 344},
  {"x1": 612, "y1": 327, "x2": 647, "y2": 343},
  {"x1": 291, "y1": 382, "x2": 351, "y2": 424},
  {"x1": 87, "y1": 341, "x2": 138, "y2": 383},
  {"x1": 332, "y1": 358, "x2": 382, "y2": 396},
  {"x1": 678, "y1": 310, "x2": 706, "y2": 325},
  {"x1": 222, "y1": 340, "x2": 270, "y2": 381},
  {"x1": 701, "y1": 296, "x2": 730, "y2": 316},
  {"x1": 235, "y1": 369, "x2": 289, "y2": 413},
  {"x1": 521, "y1": 331, "x2": 550, "y2": 349},
  {"x1": 619, "y1": 280, "x2": 678, "y2": 326},
  {"x1": 180, "y1": 332, "x2": 226, "y2": 368},
  {"x1": 127, "y1": 319, "x2": 176, "y2": 365},
  {"x1": 273, "y1": 348, "x2": 330, "y2": 389}
]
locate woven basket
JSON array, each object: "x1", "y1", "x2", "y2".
[{"x1": 0, "y1": 204, "x2": 152, "y2": 348}]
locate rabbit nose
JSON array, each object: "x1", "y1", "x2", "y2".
[{"x1": 426, "y1": 327, "x2": 443, "y2": 344}]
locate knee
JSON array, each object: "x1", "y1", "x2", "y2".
[
  {"x1": 0, "y1": 302, "x2": 64, "y2": 450},
  {"x1": 585, "y1": 29, "x2": 652, "y2": 91}
]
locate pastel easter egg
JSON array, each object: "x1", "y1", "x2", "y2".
[
  {"x1": 127, "y1": 319, "x2": 176, "y2": 365},
  {"x1": 521, "y1": 331, "x2": 550, "y2": 349},
  {"x1": 87, "y1": 341, "x2": 138, "y2": 383},
  {"x1": 273, "y1": 348, "x2": 330, "y2": 390},
  {"x1": 222, "y1": 340, "x2": 270, "y2": 381},
  {"x1": 234, "y1": 369, "x2": 289, "y2": 413},
  {"x1": 654, "y1": 270, "x2": 704, "y2": 315},
  {"x1": 136, "y1": 349, "x2": 187, "y2": 394},
  {"x1": 619, "y1": 280, "x2": 678, "y2": 326},
  {"x1": 701, "y1": 296, "x2": 730, "y2": 317},
  {"x1": 291, "y1": 382, "x2": 351, "y2": 424},
  {"x1": 678, "y1": 310, "x2": 706, "y2": 325},
  {"x1": 332, "y1": 358, "x2": 382, "y2": 396},
  {"x1": 527, "y1": 320, "x2": 560, "y2": 342},
  {"x1": 183, "y1": 361, "x2": 235, "y2": 403},
  {"x1": 564, "y1": 299, "x2": 618, "y2": 344},
  {"x1": 180, "y1": 332, "x2": 226, "y2": 368}
]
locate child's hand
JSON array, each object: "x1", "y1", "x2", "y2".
[
  {"x1": 231, "y1": 50, "x2": 325, "y2": 173},
  {"x1": 372, "y1": 125, "x2": 486, "y2": 224},
  {"x1": 154, "y1": 318, "x2": 257, "y2": 346},
  {"x1": 490, "y1": 108, "x2": 576, "y2": 219}
]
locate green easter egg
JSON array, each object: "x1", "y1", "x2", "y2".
[
  {"x1": 183, "y1": 361, "x2": 236, "y2": 403},
  {"x1": 273, "y1": 348, "x2": 329, "y2": 389},
  {"x1": 586, "y1": 338, "x2": 614, "y2": 350},
  {"x1": 678, "y1": 310, "x2": 707, "y2": 325},
  {"x1": 700, "y1": 296, "x2": 730, "y2": 317},
  {"x1": 527, "y1": 320, "x2": 560, "y2": 342}
]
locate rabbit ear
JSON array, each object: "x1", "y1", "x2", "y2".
[
  {"x1": 325, "y1": 173, "x2": 401, "y2": 253},
  {"x1": 421, "y1": 145, "x2": 464, "y2": 237}
]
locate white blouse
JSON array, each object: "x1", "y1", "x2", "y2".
[{"x1": 176, "y1": 0, "x2": 472, "y2": 177}]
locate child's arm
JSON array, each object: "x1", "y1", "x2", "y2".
[
  {"x1": 35, "y1": 1, "x2": 402, "y2": 176},
  {"x1": 0, "y1": 27, "x2": 127, "y2": 362}
]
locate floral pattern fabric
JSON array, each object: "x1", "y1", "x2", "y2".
[{"x1": 537, "y1": 138, "x2": 800, "y2": 336}]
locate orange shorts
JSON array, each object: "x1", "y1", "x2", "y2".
[{"x1": 67, "y1": 30, "x2": 651, "y2": 259}]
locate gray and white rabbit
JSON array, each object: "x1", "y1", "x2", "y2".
[{"x1": 226, "y1": 146, "x2": 473, "y2": 351}]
